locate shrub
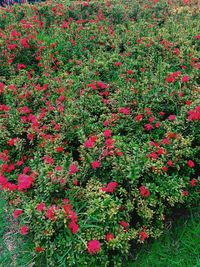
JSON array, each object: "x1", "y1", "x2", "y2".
[{"x1": 0, "y1": 0, "x2": 199, "y2": 266}]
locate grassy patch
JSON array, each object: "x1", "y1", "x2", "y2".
[{"x1": 132, "y1": 207, "x2": 200, "y2": 267}]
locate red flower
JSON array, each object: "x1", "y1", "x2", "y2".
[
  {"x1": 87, "y1": 240, "x2": 101, "y2": 254},
  {"x1": 105, "y1": 138, "x2": 114, "y2": 148},
  {"x1": 36, "y1": 202, "x2": 46, "y2": 212},
  {"x1": 166, "y1": 75, "x2": 175, "y2": 83},
  {"x1": 0, "y1": 175, "x2": 8, "y2": 185},
  {"x1": 20, "y1": 225, "x2": 29, "y2": 235},
  {"x1": 140, "y1": 230, "x2": 148, "y2": 241},
  {"x1": 188, "y1": 105, "x2": 200, "y2": 121},
  {"x1": 149, "y1": 152, "x2": 158, "y2": 159},
  {"x1": 68, "y1": 221, "x2": 79, "y2": 234},
  {"x1": 159, "y1": 111, "x2": 165, "y2": 116},
  {"x1": 105, "y1": 233, "x2": 114, "y2": 242},
  {"x1": 46, "y1": 206, "x2": 57, "y2": 220},
  {"x1": 115, "y1": 61, "x2": 122, "y2": 67},
  {"x1": 69, "y1": 164, "x2": 79, "y2": 175},
  {"x1": 167, "y1": 160, "x2": 173, "y2": 167},
  {"x1": 97, "y1": 81, "x2": 107, "y2": 89},
  {"x1": 17, "y1": 64, "x2": 26, "y2": 71},
  {"x1": 20, "y1": 38, "x2": 30, "y2": 48},
  {"x1": 13, "y1": 209, "x2": 23, "y2": 219},
  {"x1": 155, "y1": 122, "x2": 160, "y2": 128},
  {"x1": 56, "y1": 146, "x2": 64, "y2": 152},
  {"x1": 190, "y1": 179, "x2": 197, "y2": 187},
  {"x1": 181, "y1": 190, "x2": 189, "y2": 196},
  {"x1": 91, "y1": 161, "x2": 101, "y2": 169},
  {"x1": 139, "y1": 186, "x2": 150, "y2": 198},
  {"x1": 101, "y1": 181, "x2": 118, "y2": 193},
  {"x1": 87, "y1": 83, "x2": 97, "y2": 90},
  {"x1": 18, "y1": 174, "x2": 34, "y2": 190},
  {"x1": 134, "y1": 114, "x2": 143, "y2": 121},
  {"x1": 187, "y1": 160, "x2": 195, "y2": 168},
  {"x1": 145, "y1": 124, "x2": 153, "y2": 131},
  {"x1": 162, "y1": 166, "x2": 168, "y2": 172},
  {"x1": 8, "y1": 138, "x2": 17, "y2": 146},
  {"x1": 181, "y1": 75, "x2": 189, "y2": 82},
  {"x1": 43, "y1": 156, "x2": 55, "y2": 165},
  {"x1": 103, "y1": 129, "x2": 112, "y2": 138},
  {"x1": 168, "y1": 115, "x2": 176, "y2": 121},
  {"x1": 127, "y1": 69, "x2": 133, "y2": 75},
  {"x1": 35, "y1": 247, "x2": 43, "y2": 253},
  {"x1": 119, "y1": 221, "x2": 129, "y2": 229},
  {"x1": 118, "y1": 107, "x2": 130, "y2": 115},
  {"x1": 84, "y1": 139, "x2": 95, "y2": 148}
]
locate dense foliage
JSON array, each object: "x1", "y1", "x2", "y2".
[{"x1": 0, "y1": 0, "x2": 199, "y2": 266}]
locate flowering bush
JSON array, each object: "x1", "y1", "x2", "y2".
[{"x1": 0, "y1": 0, "x2": 199, "y2": 266}]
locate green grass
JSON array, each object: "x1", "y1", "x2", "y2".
[
  {"x1": 132, "y1": 206, "x2": 200, "y2": 267},
  {"x1": 0, "y1": 194, "x2": 35, "y2": 267},
  {"x1": 0, "y1": 196, "x2": 13, "y2": 267},
  {"x1": 0, "y1": 196, "x2": 199, "y2": 267}
]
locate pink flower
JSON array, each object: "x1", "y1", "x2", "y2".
[
  {"x1": 13, "y1": 209, "x2": 23, "y2": 220},
  {"x1": 139, "y1": 186, "x2": 150, "y2": 197},
  {"x1": 187, "y1": 160, "x2": 195, "y2": 168},
  {"x1": 181, "y1": 75, "x2": 189, "y2": 82},
  {"x1": 87, "y1": 240, "x2": 101, "y2": 254},
  {"x1": 20, "y1": 225, "x2": 29, "y2": 235},
  {"x1": 91, "y1": 161, "x2": 101, "y2": 169}
]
